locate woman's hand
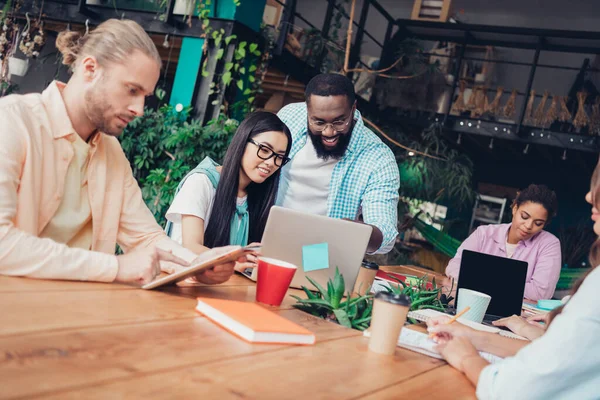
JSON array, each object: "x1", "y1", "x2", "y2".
[
  {"x1": 526, "y1": 313, "x2": 549, "y2": 328},
  {"x1": 428, "y1": 316, "x2": 491, "y2": 384},
  {"x1": 426, "y1": 316, "x2": 479, "y2": 343},
  {"x1": 492, "y1": 315, "x2": 529, "y2": 334},
  {"x1": 234, "y1": 242, "x2": 262, "y2": 273},
  {"x1": 191, "y1": 246, "x2": 243, "y2": 284},
  {"x1": 436, "y1": 336, "x2": 481, "y2": 373},
  {"x1": 195, "y1": 262, "x2": 237, "y2": 284},
  {"x1": 493, "y1": 315, "x2": 545, "y2": 340}
]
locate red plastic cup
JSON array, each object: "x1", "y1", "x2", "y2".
[{"x1": 255, "y1": 257, "x2": 298, "y2": 306}]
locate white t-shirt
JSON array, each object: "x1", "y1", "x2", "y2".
[
  {"x1": 280, "y1": 140, "x2": 338, "y2": 215},
  {"x1": 39, "y1": 132, "x2": 93, "y2": 250},
  {"x1": 165, "y1": 173, "x2": 247, "y2": 245},
  {"x1": 505, "y1": 241, "x2": 518, "y2": 258}
]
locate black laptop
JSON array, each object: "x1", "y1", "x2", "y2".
[{"x1": 455, "y1": 250, "x2": 528, "y2": 322}]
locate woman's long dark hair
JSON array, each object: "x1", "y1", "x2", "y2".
[{"x1": 204, "y1": 111, "x2": 292, "y2": 248}]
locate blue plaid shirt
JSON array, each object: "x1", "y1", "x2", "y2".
[{"x1": 276, "y1": 102, "x2": 400, "y2": 254}]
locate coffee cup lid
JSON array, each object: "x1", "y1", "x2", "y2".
[
  {"x1": 361, "y1": 261, "x2": 379, "y2": 270},
  {"x1": 374, "y1": 292, "x2": 411, "y2": 306}
]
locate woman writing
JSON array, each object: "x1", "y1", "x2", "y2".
[
  {"x1": 428, "y1": 163, "x2": 600, "y2": 399},
  {"x1": 165, "y1": 112, "x2": 292, "y2": 268},
  {"x1": 446, "y1": 184, "x2": 561, "y2": 300}
]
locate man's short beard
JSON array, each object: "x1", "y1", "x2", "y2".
[
  {"x1": 308, "y1": 121, "x2": 354, "y2": 161},
  {"x1": 84, "y1": 75, "x2": 121, "y2": 137}
]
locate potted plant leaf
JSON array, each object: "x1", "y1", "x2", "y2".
[
  {"x1": 291, "y1": 267, "x2": 455, "y2": 330},
  {"x1": 291, "y1": 268, "x2": 373, "y2": 331},
  {"x1": 384, "y1": 273, "x2": 453, "y2": 323}
]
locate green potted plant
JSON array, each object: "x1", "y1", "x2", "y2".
[
  {"x1": 292, "y1": 269, "x2": 453, "y2": 330},
  {"x1": 383, "y1": 274, "x2": 453, "y2": 323},
  {"x1": 0, "y1": 80, "x2": 17, "y2": 97},
  {"x1": 291, "y1": 268, "x2": 373, "y2": 331}
]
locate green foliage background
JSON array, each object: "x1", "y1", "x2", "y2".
[{"x1": 119, "y1": 105, "x2": 239, "y2": 226}]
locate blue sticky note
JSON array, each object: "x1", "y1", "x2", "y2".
[
  {"x1": 537, "y1": 299, "x2": 563, "y2": 311},
  {"x1": 302, "y1": 243, "x2": 330, "y2": 272}
]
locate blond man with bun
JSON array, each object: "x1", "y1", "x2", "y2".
[{"x1": 0, "y1": 19, "x2": 239, "y2": 286}]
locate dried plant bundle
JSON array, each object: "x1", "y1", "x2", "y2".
[
  {"x1": 543, "y1": 95, "x2": 559, "y2": 127},
  {"x1": 502, "y1": 89, "x2": 518, "y2": 119},
  {"x1": 471, "y1": 86, "x2": 487, "y2": 118},
  {"x1": 533, "y1": 90, "x2": 549, "y2": 127},
  {"x1": 524, "y1": 90, "x2": 536, "y2": 125},
  {"x1": 558, "y1": 96, "x2": 572, "y2": 123},
  {"x1": 465, "y1": 84, "x2": 477, "y2": 111},
  {"x1": 486, "y1": 86, "x2": 504, "y2": 115},
  {"x1": 451, "y1": 80, "x2": 467, "y2": 114},
  {"x1": 573, "y1": 91, "x2": 589, "y2": 129}
]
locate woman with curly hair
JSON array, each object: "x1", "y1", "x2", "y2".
[
  {"x1": 428, "y1": 161, "x2": 600, "y2": 399},
  {"x1": 446, "y1": 184, "x2": 561, "y2": 300}
]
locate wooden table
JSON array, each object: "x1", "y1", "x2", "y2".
[{"x1": 0, "y1": 266, "x2": 476, "y2": 399}]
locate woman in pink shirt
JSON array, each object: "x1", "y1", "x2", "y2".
[{"x1": 446, "y1": 184, "x2": 561, "y2": 300}]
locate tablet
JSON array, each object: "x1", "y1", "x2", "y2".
[{"x1": 141, "y1": 245, "x2": 259, "y2": 290}]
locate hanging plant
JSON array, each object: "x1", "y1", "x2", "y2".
[
  {"x1": 196, "y1": 0, "x2": 264, "y2": 114},
  {"x1": 0, "y1": 16, "x2": 19, "y2": 63},
  {"x1": 18, "y1": 13, "x2": 45, "y2": 58},
  {"x1": 464, "y1": 83, "x2": 476, "y2": 111},
  {"x1": 471, "y1": 86, "x2": 487, "y2": 118},
  {"x1": 558, "y1": 96, "x2": 573, "y2": 123},
  {"x1": 502, "y1": 89, "x2": 517, "y2": 119},
  {"x1": 485, "y1": 86, "x2": 503, "y2": 115},
  {"x1": 543, "y1": 94, "x2": 559, "y2": 127},
  {"x1": 450, "y1": 79, "x2": 467, "y2": 114},
  {"x1": 573, "y1": 91, "x2": 589, "y2": 130},
  {"x1": 533, "y1": 90, "x2": 549, "y2": 127},
  {"x1": 524, "y1": 89, "x2": 536, "y2": 125}
]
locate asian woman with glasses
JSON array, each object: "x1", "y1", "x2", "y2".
[{"x1": 165, "y1": 112, "x2": 292, "y2": 270}]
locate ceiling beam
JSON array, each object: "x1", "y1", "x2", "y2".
[{"x1": 447, "y1": 116, "x2": 599, "y2": 153}]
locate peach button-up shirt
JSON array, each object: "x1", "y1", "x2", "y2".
[{"x1": 0, "y1": 81, "x2": 193, "y2": 282}]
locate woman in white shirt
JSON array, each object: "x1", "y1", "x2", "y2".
[
  {"x1": 165, "y1": 112, "x2": 291, "y2": 268},
  {"x1": 427, "y1": 158, "x2": 600, "y2": 400}
]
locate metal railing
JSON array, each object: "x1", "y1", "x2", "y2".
[{"x1": 272, "y1": 0, "x2": 395, "y2": 75}]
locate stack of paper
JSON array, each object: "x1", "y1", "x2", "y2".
[
  {"x1": 363, "y1": 327, "x2": 503, "y2": 363},
  {"x1": 407, "y1": 308, "x2": 528, "y2": 341}
]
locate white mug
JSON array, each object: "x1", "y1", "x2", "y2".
[{"x1": 457, "y1": 288, "x2": 492, "y2": 323}]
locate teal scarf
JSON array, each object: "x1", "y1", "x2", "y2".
[
  {"x1": 231, "y1": 201, "x2": 249, "y2": 247},
  {"x1": 165, "y1": 157, "x2": 249, "y2": 247}
]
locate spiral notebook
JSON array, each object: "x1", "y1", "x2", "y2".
[
  {"x1": 407, "y1": 309, "x2": 528, "y2": 341},
  {"x1": 363, "y1": 327, "x2": 502, "y2": 363}
]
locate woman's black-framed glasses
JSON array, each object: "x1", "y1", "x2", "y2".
[{"x1": 247, "y1": 139, "x2": 291, "y2": 167}]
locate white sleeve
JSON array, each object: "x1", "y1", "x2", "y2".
[
  {"x1": 165, "y1": 173, "x2": 215, "y2": 224},
  {"x1": 476, "y1": 267, "x2": 600, "y2": 400}
]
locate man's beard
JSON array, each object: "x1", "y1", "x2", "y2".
[
  {"x1": 308, "y1": 120, "x2": 354, "y2": 161},
  {"x1": 84, "y1": 80, "x2": 122, "y2": 137}
]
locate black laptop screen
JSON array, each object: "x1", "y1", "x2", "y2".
[{"x1": 456, "y1": 250, "x2": 528, "y2": 317}]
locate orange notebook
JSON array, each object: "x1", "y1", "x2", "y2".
[{"x1": 195, "y1": 298, "x2": 316, "y2": 345}]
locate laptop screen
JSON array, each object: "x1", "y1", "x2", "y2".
[{"x1": 456, "y1": 250, "x2": 528, "y2": 318}]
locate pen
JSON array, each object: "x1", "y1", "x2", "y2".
[{"x1": 428, "y1": 306, "x2": 471, "y2": 339}]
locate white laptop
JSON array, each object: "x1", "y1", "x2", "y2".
[{"x1": 241, "y1": 206, "x2": 372, "y2": 293}]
